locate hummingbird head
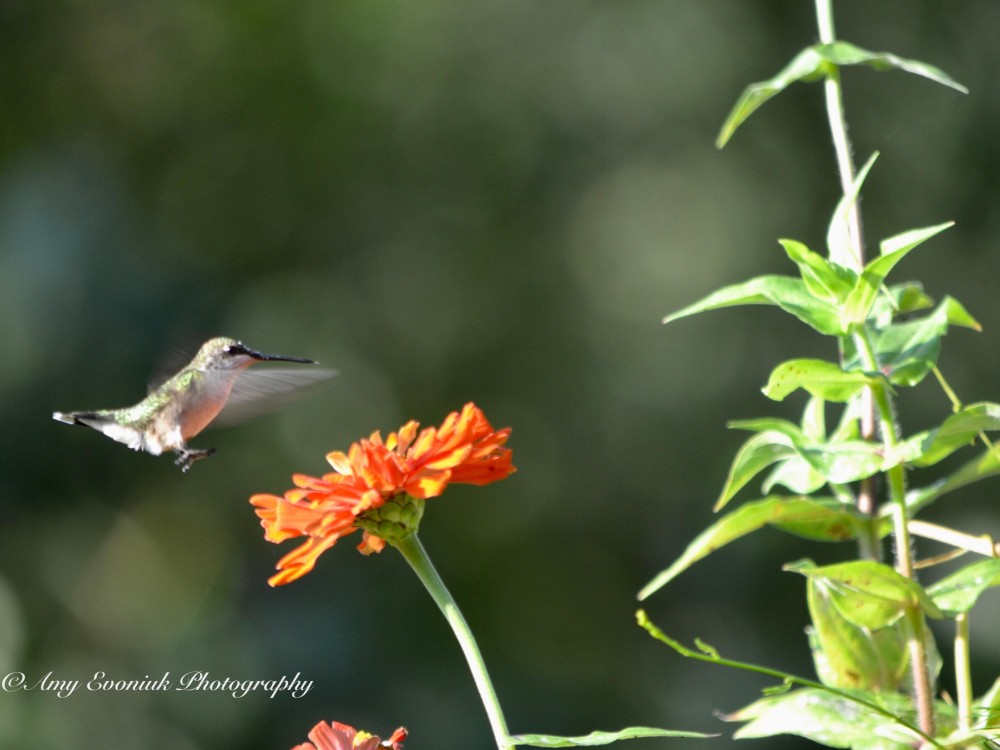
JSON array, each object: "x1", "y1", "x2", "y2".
[{"x1": 197, "y1": 337, "x2": 317, "y2": 371}]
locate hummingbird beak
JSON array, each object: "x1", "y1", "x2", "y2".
[{"x1": 229, "y1": 342, "x2": 316, "y2": 364}]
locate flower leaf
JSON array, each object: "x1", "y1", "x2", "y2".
[
  {"x1": 638, "y1": 497, "x2": 860, "y2": 600},
  {"x1": 798, "y1": 440, "x2": 885, "y2": 485},
  {"x1": 727, "y1": 418, "x2": 824, "y2": 495},
  {"x1": 814, "y1": 41, "x2": 968, "y2": 94},
  {"x1": 786, "y1": 560, "x2": 943, "y2": 627},
  {"x1": 973, "y1": 678, "x2": 1000, "y2": 732},
  {"x1": 903, "y1": 447, "x2": 1000, "y2": 516},
  {"x1": 717, "y1": 42, "x2": 966, "y2": 148},
  {"x1": 827, "y1": 152, "x2": 878, "y2": 268},
  {"x1": 663, "y1": 275, "x2": 842, "y2": 335},
  {"x1": 715, "y1": 431, "x2": 796, "y2": 511},
  {"x1": 729, "y1": 415, "x2": 883, "y2": 488},
  {"x1": 852, "y1": 296, "x2": 981, "y2": 387},
  {"x1": 727, "y1": 687, "x2": 946, "y2": 749},
  {"x1": 890, "y1": 402, "x2": 1000, "y2": 468},
  {"x1": 761, "y1": 456, "x2": 826, "y2": 496},
  {"x1": 841, "y1": 222, "x2": 953, "y2": 326},
  {"x1": 807, "y1": 578, "x2": 908, "y2": 691},
  {"x1": 716, "y1": 46, "x2": 829, "y2": 148},
  {"x1": 635, "y1": 612, "x2": 939, "y2": 747},
  {"x1": 762, "y1": 359, "x2": 875, "y2": 402},
  {"x1": 780, "y1": 238, "x2": 857, "y2": 304},
  {"x1": 926, "y1": 559, "x2": 1000, "y2": 616},
  {"x1": 508, "y1": 728, "x2": 715, "y2": 747},
  {"x1": 880, "y1": 222, "x2": 957, "y2": 257}
]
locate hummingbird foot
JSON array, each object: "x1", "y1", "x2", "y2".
[{"x1": 174, "y1": 447, "x2": 217, "y2": 472}]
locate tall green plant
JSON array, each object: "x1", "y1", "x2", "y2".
[{"x1": 638, "y1": 3, "x2": 1000, "y2": 747}]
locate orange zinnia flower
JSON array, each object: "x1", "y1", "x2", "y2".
[
  {"x1": 290, "y1": 721, "x2": 407, "y2": 750},
  {"x1": 252, "y1": 402, "x2": 514, "y2": 586}
]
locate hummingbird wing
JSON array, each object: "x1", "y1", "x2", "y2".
[
  {"x1": 212, "y1": 367, "x2": 337, "y2": 427},
  {"x1": 147, "y1": 341, "x2": 203, "y2": 393}
]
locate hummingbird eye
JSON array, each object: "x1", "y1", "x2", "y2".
[{"x1": 224, "y1": 342, "x2": 251, "y2": 357}]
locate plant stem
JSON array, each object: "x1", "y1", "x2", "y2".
[
  {"x1": 955, "y1": 612, "x2": 972, "y2": 734},
  {"x1": 815, "y1": 0, "x2": 881, "y2": 564},
  {"x1": 902, "y1": 605, "x2": 935, "y2": 737},
  {"x1": 854, "y1": 329, "x2": 936, "y2": 737},
  {"x1": 815, "y1": 2, "x2": 934, "y2": 733},
  {"x1": 392, "y1": 533, "x2": 512, "y2": 750},
  {"x1": 815, "y1": 0, "x2": 864, "y2": 269},
  {"x1": 908, "y1": 516, "x2": 984, "y2": 732},
  {"x1": 908, "y1": 519, "x2": 1000, "y2": 559}
]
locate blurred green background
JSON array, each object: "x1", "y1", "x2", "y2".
[{"x1": 3, "y1": 1, "x2": 1000, "y2": 748}]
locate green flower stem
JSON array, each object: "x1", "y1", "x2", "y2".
[
  {"x1": 908, "y1": 519, "x2": 999, "y2": 558},
  {"x1": 392, "y1": 532, "x2": 512, "y2": 750},
  {"x1": 902, "y1": 594, "x2": 935, "y2": 737},
  {"x1": 955, "y1": 612, "x2": 972, "y2": 734},
  {"x1": 931, "y1": 365, "x2": 964, "y2": 413},
  {"x1": 815, "y1": 0, "x2": 884, "y2": 566},
  {"x1": 815, "y1": 0, "x2": 864, "y2": 269}
]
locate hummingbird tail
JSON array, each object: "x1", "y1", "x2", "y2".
[
  {"x1": 53, "y1": 410, "x2": 147, "y2": 452},
  {"x1": 53, "y1": 410, "x2": 111, "y2": 426}
]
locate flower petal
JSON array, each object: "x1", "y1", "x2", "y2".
[
  {"x1": 268, "y1": 534, "x2": 346, "y2": 586},
  {"x1": 306, "y1": 721, "x2": 358, "y2": 750}
]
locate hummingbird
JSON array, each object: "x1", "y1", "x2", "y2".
[{"x1": 53, "y1": 336, "x2": 334, "y2": 471}]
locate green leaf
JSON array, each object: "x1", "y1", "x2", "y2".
[
  {"x1": 763, "y1": 359, "x2": 875, "y2": 402},
  {"x1": 715, "y1": 431, "x2": 796, "y2": 511},
  {"x1": 770, "y1": 499, "x2": 868, "y2": 543},
  {"x1": 762, "y1": 454, "x2": 826, "y2": 496},
  {"x1": 725, "y1": 417, "x2": 823, "y2": 496},
  {"x1": 781, "y1": 238, "x2": 857, "y2": 304},
  {"x1": 728, "y1": 416, "x2": 882, "y2": 492},
  {"x1": 802, "y1": 395, "x2": 827, "y2": 440},
  {"x1": 762, "y1": 680, "x2": 794, "y2": 697},
  {"x1": 815, "y1": 41, "x2": 968, "y2": 94},
  {"x1": 637, "y1": 497, "x2": 859, "y2": 599},
  {"x1": 635, "y1": 612, "x2": 941, "y2": 747},
  {"x1": 509, "y1": 728, "x2": 714, "y2": 747},
  {"x1": 830, "y1": 395, "x2": 866, "y2": 442},
  {"x1": 717, "y1": 46, "x2": 829, "y2": 148},
  {"x1": 864, "y1": 282, "x2": 935, "y2": 330},
  {"x1": 880, "y1": 222, "x2": 957, "y2": 257},
  {"x1": 717, "y1": 42, "x2": 966, "y2": 148},
  {"x1": 972, "y1": 677, "x2": 1000, "y2": 732},
  {"x1": 694, "y1": 638, "x2": 719, "y2": 659},
  {"x1": 807, "y1": 579, "x2": 908, "y2": 691},
  {"x1": 727, "y1": 688, "x2": 950, "y2": 750},
  {"x1": 936, "y1": 294, "x2": 982, "y2": 330},
  {"x1": 864, "y1": 296, "x2": 980, "y2": 387},
  {"x1": 841, "y1": 222, "x2": 953, "y2": 326},
  {"x1": 827, "y1": 153, "x2": 878, "y2": 268},
  {"x1": 786, "y1": 560, "x2": 942, "y2": 627},
  {"x1": 891, "y1": 283, "x2": 935, "y2": 316},
  {"x1": 903, "y1": 447, "x2": 1000, "y2": 516},
  {"x1": 926, "y1": 559, "x2": 1000, "y2": 616},
  {"x1": 663, "y1": 275, "x2": 841, "y2": 335},
  {"x1": 728, "y1": 417, "x2": 806, "y2": 437},
  {"x1": 890, "y1": 402, "x2": 1000, "y2": 468},
  {"x1": 800, "y1": 440, "x2": 885, "y2": 485},
  {"x1": 845, "y1": 295, "x2": 980, "y2": 387}
]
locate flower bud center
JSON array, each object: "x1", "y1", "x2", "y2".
[{"x1": 355, "y1": 494, "x2": 425, "y2": 542}]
